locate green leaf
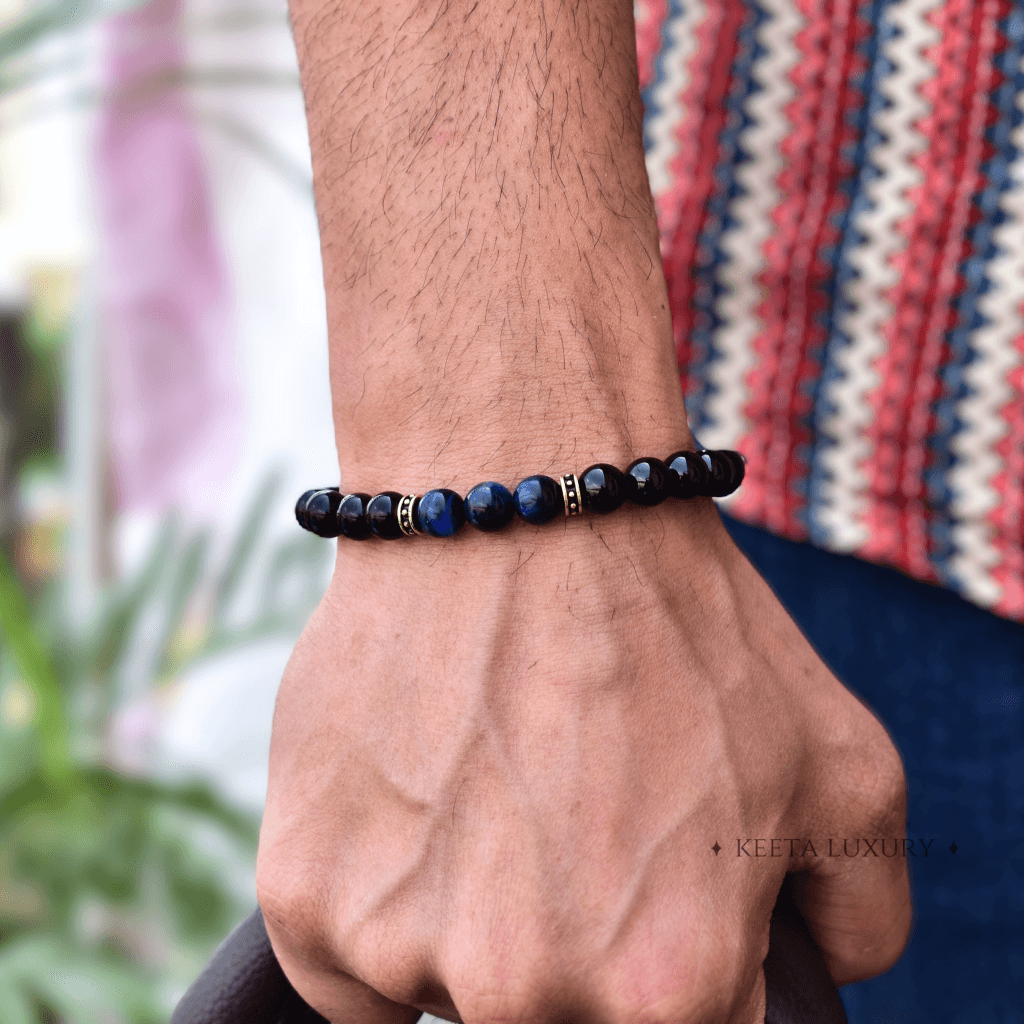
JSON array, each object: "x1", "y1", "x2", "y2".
[
  {"x1": 154, "y1": 531, "x2": 210, "y2": 680},
  {"x1": 0, "y1": 979, "x2": 34, "y2": 1024},
  {"x1": 80, "y1": 769, "x2": 260, "y2": 849},
  {"x1": 185, "y1": 6, "x2": 289, "y2": 35},
  {"x1": 192, "y1": 107, "x2": 313, "y2": 195},
  {"x1": 259, "y1": 533, "x2": 329, "y2": 620},
  {"x1": 158, "y1": 837, "x2": 237, "y2": 939},
  {"x1": 90, "y1": 517, "x2": 177, "y2": 683},
  {"x1": 0, "y1": 774, "x2": 51, "y2": 827},
  {"x1": 0, "y1": 933, "x2": 163, "y2": 1024},
  {"x1": 210, "y1": 471, "x2": 280, "y2": 626},
  {"x1": 0, "y1": 51, "x2": 83, "y2": 99},
  {"x1": 0, "y1": 551, "x2": 70, "y2": 785},
  {"x1": 0, "y1": 723, "x2": 37, "y2": 804},
  {"x1": 0, "y1": 0, "x2": 145, "y2": 64}
]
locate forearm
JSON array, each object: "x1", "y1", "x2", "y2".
[
  {"x1": 263, "y1": 11, "x2": 911, "y2": 1018},
  {"x1": 289, "y1": 0, "x2": 689, "y2": 493}
]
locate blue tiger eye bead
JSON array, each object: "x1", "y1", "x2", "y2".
[
  {"x1": 338, "y1": 492, "x2": 373, "y2": 540},
  {"x1": 625, "y1": 457, "x2": 669, "y2": 506},
  {"x1": 580, "y1": 463, "x2": 628, "y2": 514},
  {"x1": 665, "y1": 450, "x2": 708, "y2": 499},
  {"x1": 513, "y1": 475, "x2": 563, "y2": 524},
  {"x1": 465, "y1": 481, "x2": 515, "y2": 532},
  {"x1": 304, "y1": 489, "x2": 343, "y2": 537},
  {"x1": 416, "y1": 488, "x2": 466, "y2": 537},
  {"x1": 367, "y1": 492, "x2": 405, "y2": 539}
]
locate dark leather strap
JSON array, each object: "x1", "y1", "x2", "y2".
[
  {"x1": 173, "y1": 880, "x2": 846, "y2": 1024},
  {"x1": 171, "y1": 909, "x2": 330, "y2": 1024},
  {"x1": 763, "y1": 880, "x2": 847, "y2": 1024}
]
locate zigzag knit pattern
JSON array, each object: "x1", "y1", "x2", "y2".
[{"x1": 636, "y1": 0, "x2": 1024, "y2": 621}]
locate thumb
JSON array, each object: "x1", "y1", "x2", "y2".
[
  {"x1": 276, "y1": 960, "x2": 422, "y2": 1024},
  {"x1": 262, "y1": 906, "x2": 423, "y2": 1024}
]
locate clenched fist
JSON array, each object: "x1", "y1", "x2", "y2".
[
  {"x1": 257, "y1": 499, "x2": 910, "y2": 1024},
  {"x1": 265, "y1": 0, "x2": 912, "y2": 1017}
]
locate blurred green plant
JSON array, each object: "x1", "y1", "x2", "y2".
[
  {"x1": 0, "y1": 473, "x2": 329, "y2": 1023},
  {"x1": 0, "y1": 2, "x2": 325, "y2": 1018},
  {"x1": 0, "y1": 0, "x2": 144, "y2": 65},
  {"x1": 0, "y1": 0, "x2": 312, "y2": 195}
]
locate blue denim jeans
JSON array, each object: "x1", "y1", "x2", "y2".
[{"x1": 723, "y1": 515, "x2": 1024, "y2": 1024}]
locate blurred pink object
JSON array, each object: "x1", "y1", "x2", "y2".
[
  {"x1": 107, "y1": 694, "x2": 160, "y2": 774},
  {"x1": 95, "y1": 0, "x2": 240, "y2": 514}
]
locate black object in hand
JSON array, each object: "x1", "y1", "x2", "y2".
[{"x1": 172, "y1": 879, "x2": 846, "y2": 1024}]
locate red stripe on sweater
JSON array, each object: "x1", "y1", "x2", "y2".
[
  {"x1": 861, "y1": 0, "x2": 1001, "y2": 578},
  {"x1": 635, "y1": 0, "x2": 669, "y2": 92},
  {"x1": 732, "y1": 0, "x2": 866, "y2": 535},
  {"x1": 991, "y1": 351, "x2": 1024, "y2": 618},
  {"x1": 662, "y1": 0, "x2": 746, "y2": 403}
]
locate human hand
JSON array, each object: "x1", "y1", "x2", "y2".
[
  {"x1": 263, "y1": 0, "x2": 911, "y2": 1015},
  {"x1": 256, "y1": 495, "x2": 911, "y2": 1024}
]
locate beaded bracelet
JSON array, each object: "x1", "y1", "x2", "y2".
[{"x1": 295, "y1": 449, "x2": 744, "y2": 540}]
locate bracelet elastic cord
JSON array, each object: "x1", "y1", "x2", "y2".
[{"x1": 295, "y1": 449, "x2": 744, "y2": 540}]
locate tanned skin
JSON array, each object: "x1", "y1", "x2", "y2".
[{"x1": 256, "y1": 2, "x2": 912, "y2": 1022}]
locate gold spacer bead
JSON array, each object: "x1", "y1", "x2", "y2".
[
  {"x1": 560, "y1": 473, "x2": 582, "y2": 517},
  {"x1": 397, "y1": 494, "x2": 420, "y2": 537}
]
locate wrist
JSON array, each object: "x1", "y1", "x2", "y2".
[
  {"x1": 323, "y1": 479, "x2": 732, "y2": 597},
  {"x1": 330, "y1": 326, "x2": 693, "y2": 495},
  {"x1": 322, "y1": 490, "x2": 733, "y2": 636}
]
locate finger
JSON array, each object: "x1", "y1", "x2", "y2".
[
  {"x1": 263, "y1": 912, "x2": 423, "y2": 1024},
  {"x1": 794, "y1": 853, "x2": 911, "y2": 986},
  {"x1": 796, "y1": 738, "x2": 913, "y2": 985},
  {"x1": 274, "y1": 953, "x2": 422, "y2": 1024},
  {"x1": 728, "y1": 966, "x2": 766, "y2": 1024}
]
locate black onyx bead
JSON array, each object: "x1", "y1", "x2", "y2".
[
  {"x1": 295, "y1": 489, "x2": 320, "y2": 529},
  {"x1": 292, "y1": 491, "x2": 319, "y2": 532},
  {"x1": 304, "y1": 489, "x2": 343, "y2": 537},
  {"x1": 579, "y1": 463, "x2": 628, "y2": 514},
  {"x1": 513, "y1": 475, "x2": 563, "y2": 524},
  {"x1": 366, "y1": 491, "x2": 405, "y2": 539},
  {"x1": 624, "y1": 457, "x2": 670, "y2": 507},
  {"x1": 719, "y1": 450, "x2": 746, "y2": 494},
  {"x1": 417, "y1": 489, "x2": 466, "y2": 537},
  {"x1": 716, "y1": 450, "x2": 749, "y2": 493},
  {"x1": 338, "y1": 492, "x2": 373, "y2": 540},
  {"x1": 665, "y1": 451, "x2": 709, "y2": 499},
  {"x1": 698, "y1": 450, "x2": 742, "y2": 498},
  {"x1": 296, "y1": 487, "x2": 338, "y2": 531},
  {"x1": 465, "y1": 481, "x2": 516, "y2": 532}
]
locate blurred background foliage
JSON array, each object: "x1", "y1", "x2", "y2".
[
  {"x1": 0, "y1": 0, "x2": 311, "y2": 194},
  {"x1": 0, "y1": 1, "x2": 328, "y2": 1019},
  {"x1": 0, "y1": 301, "x2": 328, "y2": 1021},
  {"x1": 0, "y1": 483, "x2": 326, "y2": 1022},
  {"x1": 0, "y1": 319, "x2": 327, "y2": 1023}
]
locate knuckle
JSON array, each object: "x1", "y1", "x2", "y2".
[
  {"x1": 255, "y1": 848, "x2": 333, "y2": 964},
  {"x1": 827, "y1": 707, "x2": 907, "y2": 830},
  {"x1": 443, "y1": 946, "x2": 574, "y2": 1024},
  {"x1": 603, "y1": 983, "x2": 736, "y2": 1024},
  {"x1": 452, "y1": 982, "x2": 550, "y2": 1024},
  {"x1": 872, "y1": 743, "x2": 907, "y2": 814},
  {"x1": 347, "y1": 923, "x2": 429, "y2": 1004},
  {"x1": 854, "y1": 730, "x2": 907, "y2": 829},
  {"x1": 257, "y1": 860, "x2": 428, "y2": 1004},
  {"x1": 600, "y1": 936, "x2": 748, "y2": 1024}
]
